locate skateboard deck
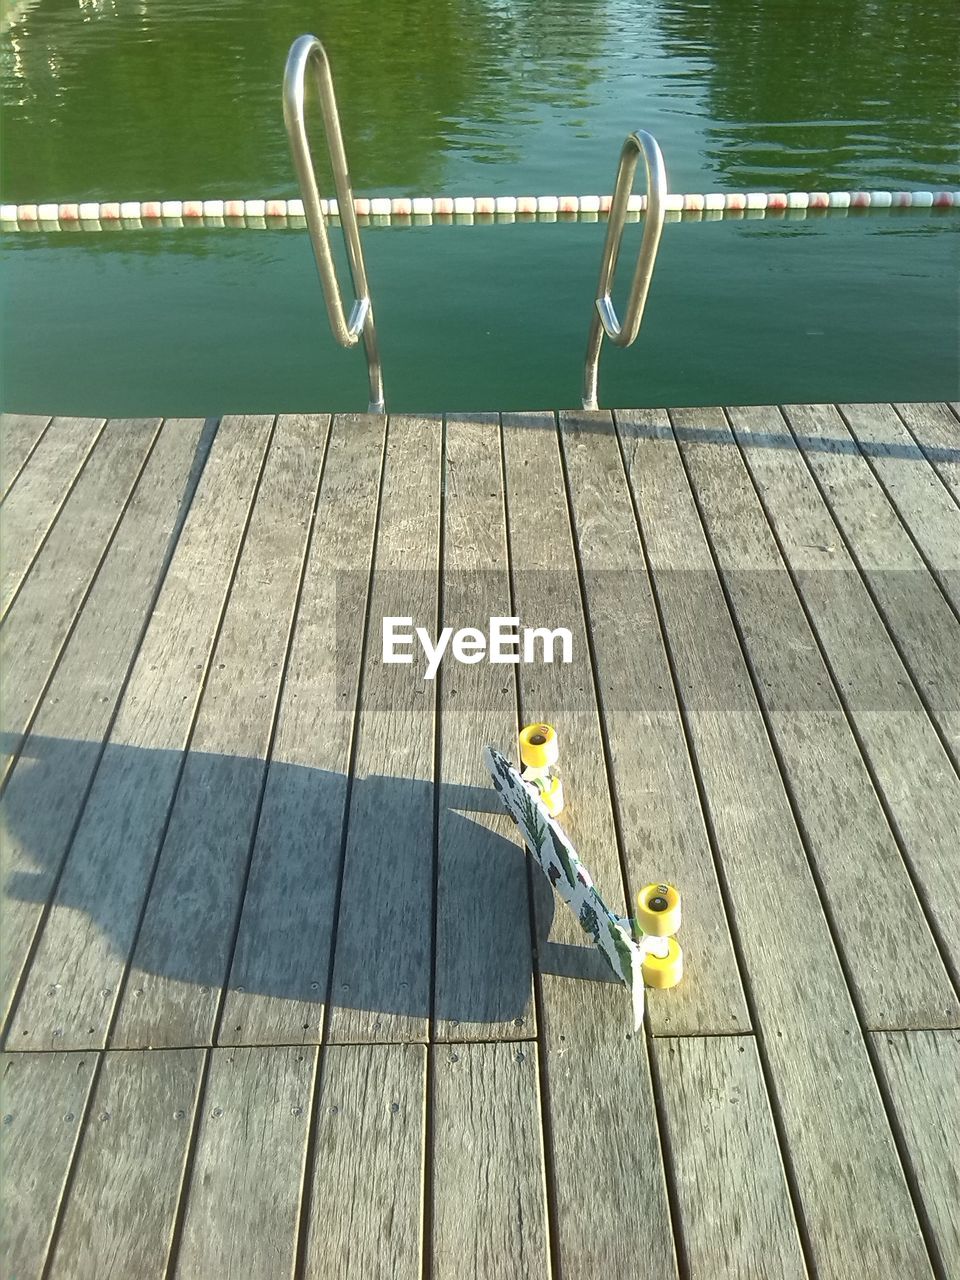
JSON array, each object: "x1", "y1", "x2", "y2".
[{"x1": 483, "y1": 746, "x2": 646, "y2": 1030}]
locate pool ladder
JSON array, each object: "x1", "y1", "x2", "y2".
[
  {"x1": 282, "y1": 35, "x2": 384, "y2": 413},
  {"x1": 283, "y1": 35, "x2": 666, "y2": 413},
  {"x1": 582, "y1": 131, "x2": 666, "y2": 410}
]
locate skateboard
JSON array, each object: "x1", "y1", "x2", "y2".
[{"x1": 484, "y1": 731, "x2": 682, "y2": 1031}]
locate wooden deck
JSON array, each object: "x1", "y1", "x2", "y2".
[{"x1": 1, "y1": 403, "x2": 959, "y2": 1279}]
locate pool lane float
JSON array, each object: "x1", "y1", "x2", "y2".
[{"x1": 4, "y1": 189, "x2": 956, "y2": 229}]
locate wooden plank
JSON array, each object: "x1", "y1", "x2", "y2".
[
  {"x1": 48, "y1": 1048, "x2": 206, "y2": 1278},
  {"x1": 840, "y1": 403, "x2": 960, "y2": 616},
  {"x1": 558, "y1": 409, "x2": 748, "y2": 1035},
  {"x1": 110, "y1": 415, "x2": 327, "y2": 1049},
  {"x1": 0, "y1": 417, "x2": 161, "y2": 783},
  {"x1": 785, "y1": 402, "x2": 960, "y2": 777},
  {"x1": 895, "y1": 403, "x2": 960, "y2": 508},
  {"x1": 616, "y1": 407, "x2": 933, "y2": 1280},
  {"x1": 873, "y1": 1030, "x2": 960, "y2": 1277},
  {"x1": 5, "y1": 416, "x2": 274, "y2": 1051},
  {"x1": 674, "y1": 405, "x2": 958, "y2": 1030},
  {"x1": 431, "y1": 1041, "x2": 550, "y2": 1280},
  {"x1": 501, "y1": 411, "x2": 678, "y2": 1280},
  {"x1": 434, "y1": 415, "x2": 535, "y2": 1041},
  {"x1": 304, "y1": 1044, "x2": 425, "y2": 1279},
  {"x1": 0, "y1": 418, "x2": 211, "y2": 1033},
  {"x1": 0, "y1": 416, "x2": 105, "y2": 616},
  {"x1": 219, "y1": 414, "x2": 385, "y2": 1047},
  {"x1": 655, "y1": 1035, "x2": 806, "y2": 1279},
  {"x1": 0, "y1": 413, "x2": 51, "y2": 498},
  {"x1": 326, "y1": 415, "x2": 443, "y2": 1045},
  {"x1": 729, "y1": 404, "x2": 960, "y2": 994},
  {"x1": 173, "y1": 1045, "x2": 317, "y2": 1279},
  {"x1": 0, "y1": 1051, "x2": 98, "y2": 1278}
]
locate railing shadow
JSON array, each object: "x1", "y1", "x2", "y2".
[{"x1": 506, "y1": 407, "x2": 960, "y2": 465}]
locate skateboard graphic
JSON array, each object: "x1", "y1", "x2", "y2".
[{"x1": 484, "y1": 726, "x2": 682, "y2": 1031}]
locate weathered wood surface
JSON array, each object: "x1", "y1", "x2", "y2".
[
  {"x1": 675, "y1": 404, "x2": 958, "y2": 1030},
  {"x1": 655, "y1": 1035, "x2": 806, "y2": 1279},
  {"x1": 0, "y1": 417, "x2": 210, "y2": 1032},
  {"x1": 895, "y1": 402, "x2": 960, "y2": 506},
  {"x1": 304, "y1": 1044, "x2": 425, "y2": 1279},
  {"x1": 784, "y1": 402, "x2": 960, "y2": 777},
  {"x1": 0, "y1": 1051, "x2": 98, "y2": 1278},
  {"x1": 0, "y1": 413, "x2": 52, "y2": 498},
  {"x1": 617, "y1": 406, "x2": 932, "y2": 1280},
  {"x1": 558, "y1": 409, "x2": 748, "y2": 1035},
  {"x1": 48, "y1": 1049, "x2": 205, "y2": 1278},
  {"x1": 0, "y1": 417, "x2": 160, "y2": 782},
  {"x1": 6, "y1": 415, "x2": 274, "y2": 1049},
  {"x1": 873, "y1": 1030, "x2": 960, "y2": 1277},
  {"x1": 729, "y1": 404, "x2": 960, "y2": 995},
  {"x1": 0, "y1": 416, "x2": 104, "y2": 616},
  {"x1": 434, "y1": 415, "x2": 535, "y2": 1041},
  {"x1": 841, "y1": 402, "x2": 960, "y2": 616},
  {"x1": 502, "y1": 411, "x2": 678, "y2": 1280},
  {"x1": 4, "y1": 406, "x2": 957, "y2": 1280},
  {"x1": 173, "y1": 1045, "x2": 317, "y2": 1279},
  {"x1": 110, "y1": 414, "x2": 326, "y2": 1048},
  {"x1": 431, "y1": 1041, "x2": 550, "y2": 1280},
  {"x1": 220, "y1": 414, "x2": 385, "y2": 1046},
  {"x1": 326, "y1": 415, "x2": 443, "y2": 1045}
]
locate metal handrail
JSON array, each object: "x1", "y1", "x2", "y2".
[
  {"x1": 583, "y1": 131, "x2": 667, "y2": 410},
  {"x1": 283, "y1": 35, "x2": 385, "y2": 413}
]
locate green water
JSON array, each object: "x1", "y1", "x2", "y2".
[{"x1": 1, "y1": 0, "x2": 958, "y2": 413}]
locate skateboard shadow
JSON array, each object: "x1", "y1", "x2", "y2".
[{"x1": 1, "y1": 731, "x2": 616, "y2": 1039}]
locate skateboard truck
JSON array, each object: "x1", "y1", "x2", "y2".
[
  {"x1": 634, "y1": 882, "x2": 683, "y2": 990},
  {"x1": 518, "y1": 722, "x2": 564, "y2": 817},
  {"x1": 484, "y1": 726, "x2": 683, "y2": 1030}
]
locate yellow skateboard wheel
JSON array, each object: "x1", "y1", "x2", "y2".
[
  {"x1": 636, "y1": 883, "x2": 681, "y2": 937},
  {"x1": 540, "y1": 775, "x2": 564, "y2": 817},
  {"x1": 519, "y1": 723, "x2": 559, "y2": 770},
  {"x1": 642, "y1": 937, "x2": 683, "y2": 989}
]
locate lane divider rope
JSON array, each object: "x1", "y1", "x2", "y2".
[{"x1": 1, "y1": 190, "x2": 957, "y2": 230}]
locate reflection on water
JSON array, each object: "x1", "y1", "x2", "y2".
[
  {"x1": 0, "y1": 0, "x2": 614, "y2": 196},
  {"x1": 656, "y1": 0, "x2": 960, "y2": 188},
  {"x1": 0, "y1": 0, "x2": 957, "y2": 412},
  {"x1": 2, "y1": 215, "x2": 957, "y2": 414},
  {"x1": 2, "y1": 0, "x2": 958, "y2": 199}
]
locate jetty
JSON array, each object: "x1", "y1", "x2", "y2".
[{"x1": 1, "y1": 402, "x2": 959, "y2": 1278}]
